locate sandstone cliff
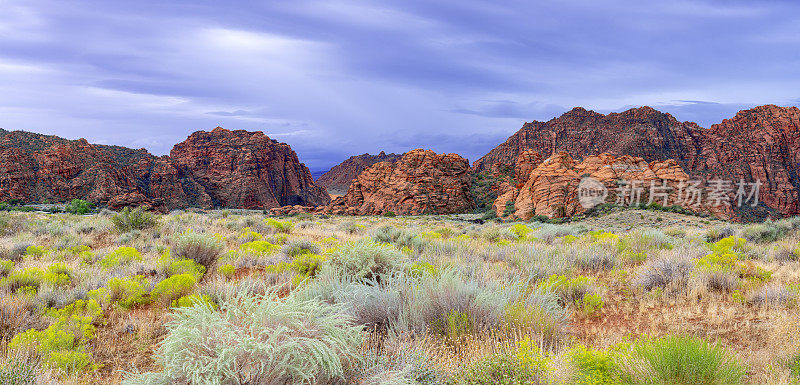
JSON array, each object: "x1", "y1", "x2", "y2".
[
  {"x1": 478, "y1": 105, "x2": 800, "y2": 219},
  {"x1": 0, "y1": 127, "x2": 328, "y2": 211},
  {"x1": 316, "y1": 151, "x2": 402, "y2": 195},
  {"x1": 321, "y1": 149, "x2": 474, "y2": 215}
]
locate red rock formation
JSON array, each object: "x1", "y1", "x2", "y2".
[
  {"x1": 473, "y1": 106, "x2": 704, "y2": 173},
  {"x1": 321, "y1": 149, "x2": 474, "y2": 215},
  {"x1": 0, "y1": 127, "x2": 328, "y2": 211},
  {"x1": 514, "y1": 150, "x2": 543, "y2": 185},
  {"x1": 316, "y1": 151, "x2": 402, "y2": 195},
  {"x1": 170, "y1": 127, "x2": 330, "y2": 209},
  {"x1": 477, "y1": 105, "x2": 800, "y2": 219},
  {"x1": 497, "y1": 152, "x2": 733, "y2": 220}
]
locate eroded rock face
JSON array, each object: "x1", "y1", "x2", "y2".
[
  {"x1": 473, "y1": 106, "x2": 704, "y2": 173},
  {"x1": 322, "y1": 149, "x2": 474, "y2": 215},
  {"x1": 478, "y1": 105, "x2": 800, "y2": 219},
  {"x1": 170, "y1": 127, "x2": 330, "y2": 209},
  {"x1": 497, "y1": 152, "x2": 733, "y2": 220},
  {"x1": 316, "y1": 151, "x2": 402, "y2": 195},
  {"x1": 696, "y1": 105, "x2": 800, "y2": 219},
  {"x1": 0, "y1": 127, "x2": 328, "y2": 211}
]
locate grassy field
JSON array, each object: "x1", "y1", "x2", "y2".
[{"x1": 2, "y1": 208, "x2": 800, "y2": 384}]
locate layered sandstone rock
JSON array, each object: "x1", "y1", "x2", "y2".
[
  {"x1": 316, "y1": 151, "x2": 402, "y2": 195},
  {"x1": 478, "y1": 105, "x2": 800, "y2": 219},
  {"x1": 0, "y1": 127, "x2": 328, "y2": 211},
  {"x1": 321, "y1": 149, "x2": 474, "y2": 215},
  {"x1": 496, "y1": 152, "x2": 733, "y2": 220},
  {"x1": 170, "y1": 127, "x2": 330, "y2": 209},
  {"x1": 473, "y1": 106, "x2": 704, "y2": 173}
]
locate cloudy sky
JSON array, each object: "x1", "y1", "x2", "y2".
[{"x1": 1, "y1": 0, "x2": 798, "y2": 172}]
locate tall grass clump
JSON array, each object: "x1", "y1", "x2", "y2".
[
  {"x1": 111, "y1": 207, "x2": 158, "y2": 232},
  {"x1": 172, "y1": 232, "x2": 224, "y2": 269},
  {"x1": 123, "y1": 290, "x2": 363, "y2": 385},
  {"x1": 741, "y1": 220, "x2": 792, "y2": 243},
  {"x1": 633, "y1": 254, "x2": 694, "y2": 292},
  {"x1": 618, "y1": 335, "x2": 746, "y2": 385}
]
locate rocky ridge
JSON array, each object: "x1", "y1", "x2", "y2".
[
  {"x1": 0, "y1": 127, "x2": 329, "y2": 211},
  {"x1": 478, "y1": 105, "x2": 800, "y2": 219},
  {"x1": 316, "y1": 151, "x2": 402, "y2": 195}
]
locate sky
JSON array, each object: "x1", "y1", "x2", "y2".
[{"x1": 1, "y1": 0, "x2": 799, "y2": 172}]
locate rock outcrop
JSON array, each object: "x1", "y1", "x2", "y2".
[
  {"x1": 316, "y1": 151, "x2": 402, "y2": 195},
  {"x1": 171, "y1": 127, "x2": 330, "y2": 209},
  {"x1": 321, "y1": 149, "x2": 474, "y2": 215},
  {"x1": 478, "y1": 105, "x2": 800, "y2": 219},
  {"x1": 0, "y1": 127, "x2": 329, "y2": 211},
  {"x1": 497, "y1": 152, "x2": 733, "y2": 220}
]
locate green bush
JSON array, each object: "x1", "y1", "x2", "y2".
[
  {"x1": 323, "y1": 240, "x2": 403, "y2": 282},
  {"x1": 217, "y1": 263, "x2": 236, "y2": 279},
  {"x1": 24, "y1": 245, "x2": 49, "y2": 257},
  {"x1": 111, "y1": 207, "x2": 158, "y2": 232},
  {"x1": 172, "y1": 232, "x2": 224, "y2": 269},
  {"x1": 618, "y1": 335, "x2": 746, "y2": 385},
  {"x1": 9, "y1": 299, "x2": 101, "y2": 374},
  {"x1": 99, "y1": 246, "x2": 142, "y2": 269},
  {"x1": 171, "y1": 294, "x2": 216, "y2": 309},
  {"x1": 537, "y1": 274, "x2": 593, "y2": 306},
  {"x1": 265, "y1": 218, "x2": 294, "y2": 234},
  {"x1": 0, "y1": 259, "x2": 13, "y2": 277},
  {"x1": 65, "y1": 199, "x2": 93, "y2": 215},
  {"x1": 741, "y1": 221, "x2": 791, "y2": 243},
  {"x1": 151, "y1": 274, "x2": 197, "y2": 305},
  {"x1": 567, "y1": 344, "x2": 620, "y2": 384},
  {"x1": 123, "y1": 290, "x2": 363, "y2": 384},
  {"x1": 453, "y1": 338, "x2": 550, "y2": 384},
  {"x1": 99, "y1": 276, "x2": 151, "y2": 309},
  {"x1": 166, "y1": 259, "x2": 206, "y2": 280},
  {"x1": 0, "y1": 355, "x2": 42, "y2": 385}
]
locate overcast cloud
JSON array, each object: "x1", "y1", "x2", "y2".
[{"x1": 0, "y1": 0, "x2": 798, "y2": 171}]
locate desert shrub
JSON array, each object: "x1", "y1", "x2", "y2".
[
  {"x1": 1, "y1": 267, "x2": 44, "y2": 293},
  {"x1": 323, "y1": 240, "x2": 403, "y2": 282},
  {"x1": 166, "y1": 258, "x2": 206, "y2": 280},
  {"x1": 171, "y1": 294, "x2": 216, "y2": 309},
  {"x1": 0, "y1": 259, "x2": 13, "y2": 277},
  {"x1": 94, "y1": 276, "x2": 151, "y2": 309},
  {"x1": 1, "y1": 297, "x2": 48, "y2": 343},
  {"x1": 567, "y1": 344, "x2": 621, "y2": 385},
  {"x1": 570, "y1": 245, "x2": 617, "y2": 271},
  {"x1": 383, "y1": 211, "x2": 396, "y2": 217},
  {"x1": 505, "y1": 287, "x2": 567, "y2": 345},
  {"x1": 333, "y1": 277, "x2": 406, "y2": 331},
  {"x1": 111, "y1": 207, "x2": 158, "y2": 232},
  {"x1": 24, "y1": 245, "x2": 49, "y2": 257},
  {"x1": 2, "y1": 264, "x2": 72, "y2": 293},
  {"x1": 9, "y1": 299, "x2": 101, "y2": 374},
  {"x1": 282, "y1": 239, "x2": 321, "y2": 258},
  {"x1": 405, "y1": 268, "x2": 510, "y2": 337},
  {"x1": 510, "y1": 224, "x2": 533, "y2": 239},
  {"x1": 0, "y1": 354, "x2": 51, "y2": 385},
  {"x1": 741, "y1": 221, "x2": 790, "y2": 243},
  {"x1": 536, "y1": 274, "x2": 594, "y2": 306},
  {"x1": 172, "y1": 232, "x2": 223, "y2": 269},
  {"x1": 151, "y1": 274, "x2": 197, "y2": 305},
  {"x1": 65, "y1": 199, "x2": 93, "y2": 215},
  {"x1": 233, "y1": 240, "x2": 280, "y2": 258},
  {"x1": 453, "y1": 338, "x2": 550, "y2": 385},
  {"x1": 345, "y1": 339, "x2": 442, "y2": 385},
  {"x1": 237, "y1": 227, "x2": 263, "y2": 242},
  {"x1": 705, "y1": 226, "x2": 735, "y2": 243},
  {"x1": 617, "y1": 335, "x2": 746, "y2": 385},
  {"x1": 99, "y1": 246, "x2": 142, "y2": 269},
  {"x1": 633, "y1": 255, "x2": 694, "y2": 292},
  {"x1": 265, "y1": 218, "x2": 294, "y2": 234},
  {"x1": 536, "y1": 224, "x2": 583, "y2": 243},
  {"x1": 771, "y1": 242, "x2": 799, "y2": 263},
  {"x1": 4, "y1": 244, "x2": 30, "y2": 262},
  {"x1": 217, "y1": 263, "x2": 236, "y2": 279},
  {"x1": 123, "y1": 290, "x2": 363, "y2": 385},
  {"x1": 618, "y1": 230, "x2": 673, "y2": 262},
  {"x1": 338, "y1": 221, "x2": 366, "y2": 235},
  {"x1": 748, "y1": 285, "x2": 795, "y2": 307}
]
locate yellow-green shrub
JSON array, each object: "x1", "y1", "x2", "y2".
[
  {"x1": 171, "y1": 294, "x2": 216, "y2": 309},
  {"x1": 151, "y1": 274, "x2": 197, "y2": 304},
  {"x1": 103, "y1": 276, "x2": 150, "y2": 309},
  {"x1": 10, "y1": 299, "x2": 102, "y2": 374},
  {"x1": 265, "y1": 218, "x2": 294, "y2": 234},
  {"x1": 0, "y1": 258, "x2": 13, "y2": 277},
  {"x1": 99, "y1": 246, "x2": 142, "y2": 269},
  {"x1": 217, "y1": 263, "x2": 236, "y2": 279}
]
